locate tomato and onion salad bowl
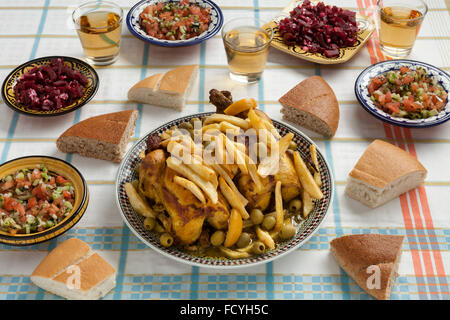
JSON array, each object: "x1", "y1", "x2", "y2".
[
  {"x1": 1, "y1": 56, "x2": 99, "y2": 117},
  {"x1": 0, "y1": 156, "x2": 88, "y2": 246},
  {"x1": 355, "y1": 60, "x2": 450, "y2": 128},
  {"x1": 126, "y1": 0, "x2": 223, "y2": 47}
]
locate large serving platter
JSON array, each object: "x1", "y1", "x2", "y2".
[
  {"x1": 115, "y1": 113, "x2": 334, "y2": 268},
  {"x1": 265, "y1": 0, "x2": 375, "y2": 64}
]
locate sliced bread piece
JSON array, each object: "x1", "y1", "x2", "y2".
[
  {"x1": 345, "y1": 139, "x2": 427, "y2": 208},
  {"x1": 56, "y1": 110, "x2": 138, "y2": 163},
  {"x1": 31, "y1": 238, "x2": 117, "y2": 300},
  {"x1": 128, "y1": 65, "x2": 199, "y2": 111},
  {"x1": 279, "y1": 75, "x2": 340, "y2": 137},
  {"x1": 330, "y1": 234, "x2": 404, "y2": 300}
]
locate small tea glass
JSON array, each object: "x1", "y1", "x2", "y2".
[
  {"x1": 377, "y1": 0, "x2": 428, "y2": 58},
  {"x1": 72, "y1": 1, "x2": 123, "y2": 66},
  {"x1": 222, "y1": 18, "x2": 273, "y2": 83}
]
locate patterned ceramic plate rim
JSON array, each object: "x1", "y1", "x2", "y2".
[
  {"x1": 1, "y1": 56, "x2": 99, "y2": 117},
  {"x1": 0, "y1": 156, "x2": 89, "y2": 246},
  {"x1": 265, "y1": 0, "x2": 375, "y2": 64},
  {"x1": 115, "y1": 113, "x2": 334, "y2": 269},
  {"x1": 355, "y1": 59, "x2": 450, "y2": 128},
  {"x1": 126, "y1": 0, "x2": 223, "y2": 47}
]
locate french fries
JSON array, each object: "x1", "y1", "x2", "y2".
[
  {"x1": 256, "y1": 226, "x2": 275, "y2": 250},
  {"x1": 248, "y1": 109, "x2": 278, "y2": 149},
  {"x1": 222, "y1": 134, "x2": 248, "y2": 174},
  {"x1": 220, "y1": 121, "x2": 242, "y2": 135},
  {"x1": 257, "y1": 132, "x2": 293, "y2": 177},
  {"x1": 293, "y1": 151, "x2": 323, "y2": 199},
  {"x1": 224, "y1": 208, "x2": 243, "y2": 247},
  {"x1": 166, "y1": 156, "x2": 218, "y2": 204},
  {"x1": 219, "y1": 177, "x2": 249, "y2": 220},
  {"x1": 273, "y1": 181, "x2": 283, "y2": 233},
  {"x1": 124, "y1": 183, "x2": 156, "y2": 218},
  {"x1": 302, "y1": 189, "x2": 314, "y2": 218},
  {"x1": 210, "y1": 163, "x2": 248, "y2": 206},
  {"x1": 174, "y1": 176, "x2": 206, "y2": 204},
  {"x1": 204, "y1": 114, "x2": 250, "y2": 129},
  {"x1": 309, "y1": 144, "x2": 322, "y2": 188}
]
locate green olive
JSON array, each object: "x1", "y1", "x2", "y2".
[
  {"x1": 250, "y1": 209, "x2": 264, "y2": 225},
  {"x1": 154, "y1": 222, "x2": 165, "y2": 233},
  {"x1": 279, "y1": 224, "x2": 297, "y2": 240},
  {"x1": 262, "y1": 215, "x2": 276, "y2": 230},
  {"x1": 288, "y1": 199, "x2": 302, "y2": 213},
  {"x1": 210, "y1": 230, "x2": 225, "y2": 247},
  {"x1": 143, "y1": 217, "x2": 156, "y2": 231},
  {"x1": 252, "y1": 241, "x2": 266, "y2": 255},
  {"x1": 160, "y1": 233, "x2": 174, "y2": 247},
  {"x1": 236, "y1": 232, "x2": 251, "y2": 248},
  {"x1": 288, "y1": 141, "x2": 297, "y2": 151},
  {"x1": 179, "y1": 122, "x2": 193, "y2": 130}
]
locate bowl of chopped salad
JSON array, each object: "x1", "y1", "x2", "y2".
[
  {"x1": 355, "y1": 60, "x2": 450, "y2": 128},
  {"x1": 126, "y1": 0, "x2": 223, "y2": 47},
  {"x1": 0, "y1": 156, "x2": 88, "y2": 246}
]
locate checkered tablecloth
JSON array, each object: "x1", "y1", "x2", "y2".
[{"x1": 0, "y1": 0, "x2": 449, "y2": 300}]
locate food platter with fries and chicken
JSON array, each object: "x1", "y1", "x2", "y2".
[{"x1": 116, "y1": 89, "x2": 334, "y2": 268}]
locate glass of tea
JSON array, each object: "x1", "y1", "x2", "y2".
[
  {"x1": 377, "y1": 0, "x2": 428, "y2": 58},
  {"x1": 72, "y1": 1, "x2": 123, "y2": 66},
  {"x1": 222, "y1": 18, "x2": 273, "y2": 83}
]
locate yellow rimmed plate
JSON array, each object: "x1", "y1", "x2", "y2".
[
  {"x1": 264, "y1": 0, "x2": 375, "y2": 64},
  {"x1": 0, "y1": 156, "x2": 89, "y2": 246},
  {"x1": 1, "y1": 56, "x2": 99, "y2": 117}
]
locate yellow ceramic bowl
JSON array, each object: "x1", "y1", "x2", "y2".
[{"x1": 0, "y1": 156, "x2": 88, "y2": 246}]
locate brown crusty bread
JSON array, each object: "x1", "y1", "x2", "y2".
[
  {"x1": 128, "y1": 65, "x2": 199, "y2": 111},
  {"x1": 56, "y1": 110, "x2": 138, "y2": 163},
  {"x1": 279, "y1": 75, "x2": 340, "y2": 137},
  {"x1": 345, "y1": 139, "x2": 427, "y2": 208},
  {"x1": 31, "y1": 238, "x2": 117, "y2": 300},
  {"x1": 330, "y1": 234, "x2": 404, "y2": 300}
]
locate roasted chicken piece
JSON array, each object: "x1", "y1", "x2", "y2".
[{"x1": 139, "y1": 149, "x2": 230, "y2": 244}]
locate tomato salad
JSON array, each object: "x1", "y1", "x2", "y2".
[
  {"x1": 368, "y1": 66, "x2": 448, "y2": 119},
  {"x1": 0, "y1": 165, "x2": 75, "y2": 235},
  {"x1": 139, "y1": 0, "x2": 211, "y2": 40}
]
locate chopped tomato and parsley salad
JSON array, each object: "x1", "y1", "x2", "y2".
[
  {"x1": 368, "y1": 66, "x2": 448, "y2": 119},
  {"x1": 0, "y1": 165, "x2": 75, "y2": 235},
  {"x1": 139, "y1": 0, "x2": 211, "y2": 40}
]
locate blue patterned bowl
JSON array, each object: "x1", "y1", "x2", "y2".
[
  {"x1": 126, "y1": 0, "x2": 223, "y2": 47},
  {"x1": 355, "y1": 60, "x2": 450, "y2": 128}
]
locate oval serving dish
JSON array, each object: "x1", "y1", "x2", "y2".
[
  {"x1": 126, "y1": 0, "x2": 223, "y2": 47},
  {"x1": 355, "y1": 59, "x2": 450, "y2": 128},
  {"x1": 1, "y1": 56, "x2": 99, "y2": 117},
  {"x1": 115, "y1": 113, "x2": 334, "y2": 268},
  {"x1": 0, "y1": 156, "x2": 89, "y2": 246}
]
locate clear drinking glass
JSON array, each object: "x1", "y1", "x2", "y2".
[
  {"x1": 377, "y1": 0, "x2": 427, "y2": 58},
  {"x1": 72, "y1": 1, "x2": 123, "y2": 66},
  {"x1": 222, "y1": 18, "x2": 273, "y2": 83}
]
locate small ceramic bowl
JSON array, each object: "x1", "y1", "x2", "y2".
[
  {"x1": 355, "y1": 59, "x2": 450, "y2": 128},
  {"x1": 126, "y1": 0, "x2": 223, "y2": 47},
  {"x1": 1, "y1": 56, "x2": 99, "y2": 117},
  {"x1": 0, "y1": 156, "x2": 89, "y2": 246}
]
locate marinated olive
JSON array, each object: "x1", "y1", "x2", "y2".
[
  {"x1": 288, "y1": 199, "x2": 302, "y2": 213},
  {"x1": 236, "y1": 232, "x2": 251, "y2": 248},
  {"x1": 262, "y1": 215, "x2": 276, "y2": 230},
  {"x1": 250, "y1": 209, "x2": 264, "y2": 225},
  {"x1": 288, "y1": 141, "x2": 297, "y2": 151},
  {"x1": 160, "y1": 233, "x2": 174, "y2": 247},
  {"x1": 210, "y1": 230, "x2": 225, "y2": 247},
  {"x1": 279, "y1": 224, "x2": 297, "y2": 240},
  {"x1": 179, "y1": 122, "x2": 193, "y2": 130},
  {"x1": 252, "y1": 241, "x2": 266, "y2": 255},
  {"x1": 143, "y1": 217, "x2": 156, "y2": 231}
]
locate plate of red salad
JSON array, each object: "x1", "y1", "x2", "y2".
[
  {"x1": 2, "y1": 56, "x2": 99, "y2": 117},
  {"x1": 127, "y1": 0, "x2": 223, "y2": 47},
  {"x1": 355, "y1": 60, "x2": 450, "y2": 128}
]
